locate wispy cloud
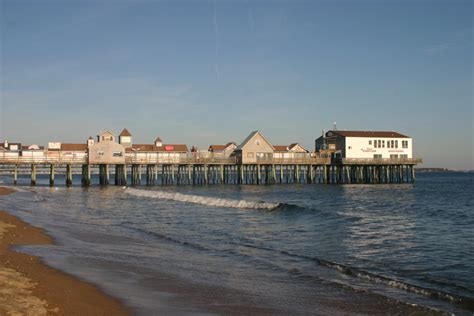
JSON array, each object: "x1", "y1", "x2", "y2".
[
  {"x1": 425, "y1": 27, "x2": 472, "y2": 56},
  {"x1": 213, "y1": 0, "x2": 220, "y2": 80}
]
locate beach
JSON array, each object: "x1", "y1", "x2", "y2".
[{"x1": 0, "y1": 187, "x2": 130, "y2": 316}]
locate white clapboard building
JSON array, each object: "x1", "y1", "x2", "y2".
[{"x1": 315, "y1": 130, "x2": 413, "y2": 159}]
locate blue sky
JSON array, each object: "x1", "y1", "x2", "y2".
[{"x1": 1, "y1": 0, "x2": 472, "y2": 169}]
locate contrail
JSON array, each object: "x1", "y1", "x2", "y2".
[
  {"x1": 213, "y1": 0, "x2": 220, "y2": 80},
  {"x1": 247, "y1": 0, "x2": 255, "y2": 27}
]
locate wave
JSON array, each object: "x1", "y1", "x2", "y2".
[
  {"x1": 270, "y1": 203, "x2": 311, "y2": 212},
  {"x1": 279, "y1": 250, "x2": 474, "y2": 311},
  {"x1": 121, "y1": 224, "x2": 211, "y2": 252},
  {"x1": 124, "y1": 187, "x2": 280, "y2": 210}
]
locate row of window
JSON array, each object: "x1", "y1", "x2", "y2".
[
  {"x1": 368, "y1": 139, "x2": 409, "y2": 149},
  {"x1": 373, "y1": 154, "x2": 408, "y2": 159},
  {"x1": 97, "y1": 151, "x2": 123, "y2": 157},
  {"x1": 247, "y1": 152, "x2": 272, "y2": 158}
]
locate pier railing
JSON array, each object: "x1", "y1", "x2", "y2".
[
  {"x1": 125, "y1": 156, "x2": 238, "y2": 164},
  {"x1": 340, "y1": 158, "x2": 423, "y2": 165},
  {"x1": 272, "y1": 157, "x2": 331, "y2": 165},
  {"x1": 0, "y1": 153, "x2": 87, "y2": 164},
  {"x1": 0, "y1": 152, "x2": 421, "y2": 166}
]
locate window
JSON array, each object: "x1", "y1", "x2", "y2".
[
  {"x1": 378, "y1": 140, "x2": 381, "y2": 148},
  {"x1": 369, "y1": 140, "x2": 372, "y2": 145},
  {"x1": 390, "y1": 154, "x2": 398, "y2": 159},
  {"x1": 98, "y1": 151, "x2": 104, "y2": 156},
  {"x1": 348, "y1": 146, "x2": 352, "y2": 149},
  {"x1": 395, "y1": 140, "x2": 398, "y2": 148},
  {"x1": 373, "y1": 154, "x2": 382, "y2": 159},
  {"x1": 387, "y1": 141, "x2": 391, "y2": 148},
  {"x1": 402, "y1": 140, "x2": 408, "y2": 148},
  {"x1": 400, "y1": 154, "x2": 408, "y2": 159},
  {"x1": 113, "y1": 152, "x2": 123, "y2": 157},
  {"x1": 391, "y1": 140, "x2": 394, "y2": 148},
  {"x1": 247, "y1": 152, "x2": 254, "y2": 158},
  {"x1": 255, "y1": 140, "x2": 260, "y2": 146},
  {"x1": 382, "y1": 140, "x2": 385, "y2": 148}
]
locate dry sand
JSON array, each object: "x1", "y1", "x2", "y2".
[{"x1": 0, "y1": 187, "x2": 130, "y2": 315}]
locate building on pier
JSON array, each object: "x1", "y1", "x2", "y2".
[
  {"x1": 60, "y1": 144, "x2": 88, "y2": 157},
  {"x1": 126, "y1": 136, "x2": 188, "y2": 164},
  {"x1": 235, "y1": 131, "x2": 274, "y2": 164},
  {"x1": 273, "y1": 143, "x2": 309, "y2": 160},
  {"x1": 0, "y1": 141, "x2": 21, "y2": 159},
  {"x1": 89, "y1": 131, "x2": 125, "y2": 164},
  {"x1": 46, "y1": 142, "x2": 88, "y2": 162},
  {"x1": 157, "y1": 143, "x2": 188, "y2": 163},
  {"x1": 22, "y1": 145, "x2": 45, "y2": 160},
  {"x1": 208, "y1": 142, "x2": 237, "y2": 158},
  {"x1": 315, "y1": 130, "x2": 413, "y2": 160}
]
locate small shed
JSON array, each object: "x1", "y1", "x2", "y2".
[
  {"x1": 119, "y1": 128, "x2": 133, "y2": 148},
  {"x1": 208, "y1": 142, "x2": 237, "y2": 158}
]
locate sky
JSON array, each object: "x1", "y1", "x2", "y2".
[{"x1": 0, "y1": 0, "x2": 472, "y2": 170}]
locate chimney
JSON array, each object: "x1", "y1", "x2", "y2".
[{"x1": 87, "y1": 136, "x2": 94, "y2": 148}]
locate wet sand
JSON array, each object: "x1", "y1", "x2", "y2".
[{"x1": 0, "y1": 187, "x2": 130, "y2": 316}]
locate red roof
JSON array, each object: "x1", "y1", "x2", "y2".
[
  {"x1": 273, "y1": 145, "x2": 288, "y2": 152},
  {"x1": 209, "y1": 142, "x2": 236, "y2": 151},
  {"x1": 330, "y1": 131, "x2": 409, "y2": 138},
  {"x1": 126, "y1": 144, "x2": 188, "y2": 153},
  {"x1": 119, "y1": 128, "x2": 132, "y2": 137},
  {"x1": 60, "y1": 144, "x2": 88, "y2": 151},
  {"x1": 127, "y1": 144, "x2": 160, "y2": 152},
  {"x1": 163, "y1": 144, "x2": 188, "y2": 152},
  {"x1": 209, "y1": 145, "x2": 226, "y2": 151}
]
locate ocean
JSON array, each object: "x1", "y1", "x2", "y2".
[{"x1": 0, "y1": 172, "x2": 472, "y2": 315}]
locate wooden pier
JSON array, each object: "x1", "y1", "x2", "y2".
[{"x1": 0, "y1": 154, "x2": 422, "y2": 186}]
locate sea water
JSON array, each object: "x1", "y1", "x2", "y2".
[{"x1": 0, "y1": 172, "x2": 472, "y2": 315}]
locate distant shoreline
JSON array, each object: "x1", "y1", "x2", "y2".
[{"x1": 415, "y1": 168, "x2": 473, "y2": 173}]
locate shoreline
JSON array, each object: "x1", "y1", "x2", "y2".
[{"x1": 0, "y1": 187, "x2": 130, "y2": 316}]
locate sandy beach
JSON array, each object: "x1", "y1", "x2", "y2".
[{"x1": 0, "y1": 187, "x2": 130, "y2": 316}]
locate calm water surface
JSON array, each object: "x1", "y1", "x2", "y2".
[{"x1": 1, "y1": 172, "x2": 472, "y2": 315}]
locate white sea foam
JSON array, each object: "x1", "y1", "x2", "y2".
[{"x1": 124, "y1": 187, "x2": 279, "y2": 210}]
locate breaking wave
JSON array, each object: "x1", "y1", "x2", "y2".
[
  {"x1": 279, "y1": 250, "x2": 474, "y2": 311},
  {"x1": 124, "y1": 187, "x2": 280, "y2": 210}
]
